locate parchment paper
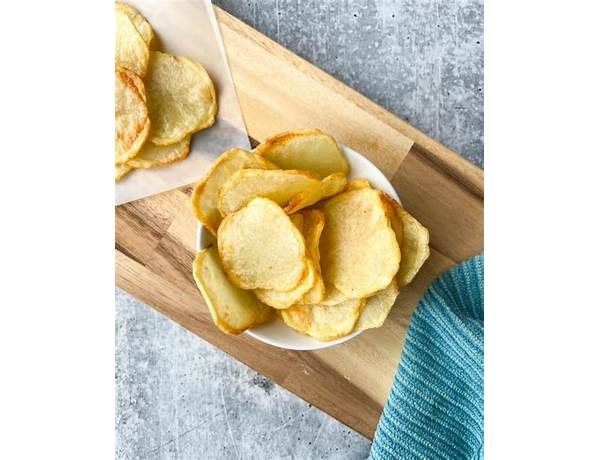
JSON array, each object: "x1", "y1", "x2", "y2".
[{"x1": 116, "y1": 0, "x2": 250, "y2": 205}]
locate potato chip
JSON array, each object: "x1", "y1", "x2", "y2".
[
  {"x1": 255, "y1": 129, "x2": 349, "y2": 179},
  {"x1": 115, "y1": 68, "x2": 150, "y2": 164},
  {"x1": 284, "y1": 172, "x2": 347, "y2": 214},
  {"x1": 255, "y1": 260, "x2": 316, "y2": 309},
  {"x1": 382, "y1": 194, "x2": 430, "y2": 286},
  {"x1": 344, "y1": 178, "x2": 371, "y2": 192},
  {"x1": 280, "y1": 298, "x2": 365, "y2": 341},
  {"x1": 289, "y1": 213, "x2": 304, "y2": 232},
  {"x1": 146, "y1": 51, "x2": 217, "y2": 145},
  {"x1": 279, "y1": 304, "x2": 311, "y2": 335},
  {"x1": 255, "y1": 209, "x2": 325, "y2": 307},
  {"x1": 193, "y1": 246, "x2": 272, "y2": 335},
  {"x1": 319, "y1": 284, "x2": 351, "y2": 306},
  {"x1": 127, "y1": 135, "x2": 190, "y2": 169},
  {"x1": 218, "y1": 198, "x2": 306, "y2": 290},
  {"x1": 354, "y1": 279, "x2": 400, "y2": 332},
  {"x1": 191, "y1": 149, "x2": 278, "y2": 236},
  {"x1": 300, "y1": 210, "x2": 326, "y2": 304},
  {"x1": 115, "y1": 7, "x2": 149, "y2": 76},
  {"x1": 380, "y1": 194, "x2": 403, "y2": 265},
  {"x1": 217, "y1": 169, "x2": 320, "y2": 217},
  {"x1": 321, "y1": 188, "x2": 400, "y2": 298},
  {"x1": 115, "y1": 163, "x2": 133, "y2": 182},
  {"x1": 301, "y1": 210, "x2": 323, "y2": 262},
  {"x1": 302, "y1": 277, "x2": 326, "y2": 306},
  {"x1": 116, "y1": 3, "x2": 154, "y2": 47},
  {"x1": 128, "y1": 70, "x2": 146, "y2": 103}
]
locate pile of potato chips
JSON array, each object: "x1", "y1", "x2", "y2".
[
  {"x1": 192, "y1": 129, "x2": 430, "y2": 342},
  {"x1": 115, "y1": 2, "x2": 217, "y2": 181}
]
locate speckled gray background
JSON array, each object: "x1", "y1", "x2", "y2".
[{"x1": 116, "y1": 1, "x2": 483, "y2": 458}]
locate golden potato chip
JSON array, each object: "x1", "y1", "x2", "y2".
[
  {"x1": 255, "y1": 260, "x2": 316, "y2": 309},
  {"x1": 289, "y1": 213, "x2": 304, "y2": 232},
  {"x1": 115, "y1": 7, "x2": 149, "y2": 76},
  {"x1": 301, "y1": 210, "x2": 323, "y2": 262},
  {"x1": 255, "y1": 209, "x2": 324, "y2": 307},
  {"x1": 217, "y1": 169, "x2": 320, "y2": 217},
  {"x1": 146, "y1": 51, "x2": 217, "y2": 145},
  {"x1": 280, "y1": 298, "x2": 365, "y2": 341},
  {"x1": 380, "y1": 194, "x2": 403, "y2": 265},
  {"x1": 318, "y1": 190, "x2": 376, "y2": 307},
  {"x1": 218, "y1": 198, "x2": 306, "y2": 290},
  {"x1": 115, "y1": 163, "x2": 133, "y2": 181},
  {"x1": 191, "y1": 149, "x2": 278, "y2": 236},
  {"x1": 284, "y1": 172, "x2": 347, "y2": 214},
  {"x1": 279, "y1": 304, "x2": 311, "y2": 335},
  {"x1": 319, "y1": 284, "x2": 351, "y2": 306},
  {"x1": 344, "y1": 178, "x2": 371, "y2": 192},
  {"x1": 255, "y1": 129, "x2": 349, "y2": 179},
  {"x1": 321, "y1": 188, "x2": 400, "y2": 298},
  {"x1": 300, "y1": 210, "x2": 326, "y2": 304},
  {"x1": 354, "y1": 279, "x2": 400, "y2": 332},
  {"x1": 127, "y1": 135, "x2": 190, "y2": 169},
  {"x1": 192, "y1": 246, "x2": 272, "y2": 335},
  {"x1": 303, "y1": 280, "x2": 326, "y2": 305},
  {"x1": 116, "y1": 3, "x2": 154, "y2": 47},
  {"x1": 115, "y1": 68, "x2": 150, "y2": 164},
  {"x1": 382, "y1": 195, "x2": 430, "y2": 286},
  {"x1": 128, "y1": 69, "x2": 146, "y2": 103}
]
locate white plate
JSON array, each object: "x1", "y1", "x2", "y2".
[{"x1": 196, "y1": 144, "x2": 401, "y2": 351}]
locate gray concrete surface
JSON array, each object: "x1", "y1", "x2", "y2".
[
  {"x1": 116, "y1": 1, "x2": 483, "y2": 458},
  {"x1": 116, "y1": 290, "x2": 369, "y2": 459}
]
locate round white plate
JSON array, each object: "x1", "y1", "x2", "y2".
[{"x1": 196, "y1": 144, "x2": 401, "y2": 351}]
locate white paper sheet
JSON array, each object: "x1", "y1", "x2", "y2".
[{"x1": 116, "y1": 0, "x2": 250, "y2": 205}]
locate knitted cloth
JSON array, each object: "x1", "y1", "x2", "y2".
[{"x1": 370, "y1": 254, "x2": 484, "y2": 460}]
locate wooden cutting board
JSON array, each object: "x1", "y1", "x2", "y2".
[{"x1": 116, "y1": 6, "x2": 484, "y2": 440}]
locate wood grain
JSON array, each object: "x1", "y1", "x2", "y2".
[{"x1": 115, "y1": 6, "x2": 484, "y2": 440}]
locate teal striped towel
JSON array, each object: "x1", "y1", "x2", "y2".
[{"x1": 370, "y1": 254, "x2": 484, "y2": 460}]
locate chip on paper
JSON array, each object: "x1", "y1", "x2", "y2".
[
  {"x1": 127, "y1": 135, "x2": 191, "y2": 169},
  {"x1": 146, "y1": 51, "x2": 217, "y2": 145},
  {"x1": 255, "y1": 129, "x2": 349, "y2": 179},
  {"x1": 191, "y1": 149, "x2": 278, "y2": 236},
  {"x1": 115, "y1": 68, "x2": 150, "y2": 164},
  {"x1": 115, "y1": 6, "x2": 149, "y2": 76},
  {"x1": 193, "y1": 246, "x2": 272, "y2": 335},
  {"x1": 116, "y1": 3, "x2": 154, "y2": 47},
  {"x1": 284, "y1": 172, "x2": 347, "y2": 215},
  {"x1": 280, "y1": 298, "x2": 365, "y2": 341},
  {"x1": 354, "y1": 279, "x2": 400, "y2": 332},
  {"x1": 320, "y1": 188, "x2": 400, "y2": 298},
  {"x1": 218, "y1": 198, "x2": 306, "y2": 291},
  {"x1": 115, "y1": 163, "x2": 133, "y2": 182},
  {"x1": 217, "y1": 169, "x2": 321, "y2": 217}
]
